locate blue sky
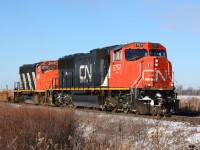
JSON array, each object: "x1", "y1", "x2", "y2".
[{"x1": 0, "y1": 0, "x2": 200, "y2": 89}]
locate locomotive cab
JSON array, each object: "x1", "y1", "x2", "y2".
[
  {"x1": 109, "y1": 42, "x2": 179, "y2": 115},
  {"x1": 109, "y1": 42, "x2": 174, "y2": 89},
  {"x1": 36, "y1": 60, "x2": 59, "y2": 90}
]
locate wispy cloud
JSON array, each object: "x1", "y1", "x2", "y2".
[{"x1": 162, "y1": 2, "x2": 200, "y2": 34}]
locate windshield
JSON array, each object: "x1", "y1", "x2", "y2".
[
  {"x1": 150, "y1": 49, "x2": 167, "y2": 58},
  {"x1": 50, "y1": 65, "x2": 57, "y2": 70},
  {"x1": 125, "y1": 49, "x2": 147, "y2": 61},
  {"x1": 42, "y1": 65, "x2": 49, "y2": 73}
]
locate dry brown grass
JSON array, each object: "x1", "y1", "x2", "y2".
[
  {"x1": 0, "y1": 90, "x2": 13, "y2": 101},
  {"x1": 0, "y1": 104, "x2": 199, "y2": 150},
  {"x1": 179, "y1": 98, "x2": 200, "y2": 112},
  {"x1": 0, "y1": 104, "x2": 77, "y2": 150},
  {"x1": 75, "y1": 113, "x2": 149, "y2": 150}
]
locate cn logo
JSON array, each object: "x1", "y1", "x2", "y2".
[
  {"x1": 80, "y1": 64, "x2": 92, "y2": 83},
  {"x1": 155, "y1": 70, "x2": 167, "y2": 81},
  {"x1": 143, "y1": 70, "x2": 167, "y2": 82}
]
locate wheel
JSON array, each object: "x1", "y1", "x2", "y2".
[
  {"x1": 112, "y1": 108, "x2": 118, "y2": 113},
  {"x1": 124, "y1": 108, "x2": 129, "y2": 114},
  {"x1": 34, "y1": 94, "x2": 39, "y2": 105}
]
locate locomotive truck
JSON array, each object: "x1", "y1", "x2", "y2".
[{"x1": 14, "y1": 42, "x2": 179, "y2": 115}]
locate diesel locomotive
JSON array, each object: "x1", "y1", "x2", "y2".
[{"x1": 14, "y1": 42, "x2": 179, "y2": 115}]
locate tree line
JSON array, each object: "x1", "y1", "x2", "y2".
[{"x1": 176, "y1": 85, "x2": 200, "y2": 95}]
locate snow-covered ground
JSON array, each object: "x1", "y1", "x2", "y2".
[
  {"x1": 178, "y1": 95, "x2": 200, "y2": 101},
  {"x1": 76, "y1": 110, "x2": 200, "y2": 149}
]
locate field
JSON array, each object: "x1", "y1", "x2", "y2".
[
  {"x1": 178, "y1": 95, "x2": 200, "y2": 112},
  {"x1": 0, "y1": 90, "x2": 13, "y2": 101},
  {"x1": 0, "y1": 103, "x2": 76, "y2": 149},
  {"x1": 0, "y1": 103, "x2": 200, "y2": 150}
]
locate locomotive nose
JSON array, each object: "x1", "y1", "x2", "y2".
[
  {"x1": 142, "y1": 57, "x2": 173, "y2": 88},
  {"x1": 152, "y1": 57, "x2": 173, "y2": 88}
]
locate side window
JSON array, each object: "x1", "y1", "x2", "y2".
[
  {"x1": 112, "y1": 50, "x2": 122, "y2": 62},
  {"x1": 42, "y1": 65, "x2": 49, "y2": 73}
]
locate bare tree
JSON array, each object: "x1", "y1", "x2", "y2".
[{"x1": 176, "y1": 84, "x2": 183, "y2": 95}]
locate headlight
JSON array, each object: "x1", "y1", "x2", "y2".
[
  {"x1": 155, "y1": 63, "x2": 159, "y2": 67},
  {"x1": 154, "y1": 59, "x2": 159, "y2": 67},
  {"x1": 155, "y1": 59, "x2": 159, "y2": 63}
]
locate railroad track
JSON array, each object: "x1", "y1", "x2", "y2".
[{"x1": 1, "y1": 101, "x2": 200, "y2": 125}]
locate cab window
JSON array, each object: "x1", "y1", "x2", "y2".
[
  {"x1": 112, "y1": 50, "x2": 122, "y2": 62},
  {"x1": 50, "y1": 65, "x2": 57, "y2": 70},
  {"x1": 150, "y1": 50, "x2": 167, "y2": 58},
  {"x1": 42, "y1": 65, "x2": 49, "y2": 73},
  {"x1": 125, "y1": 49, "x2": 147, "y2": 61}
]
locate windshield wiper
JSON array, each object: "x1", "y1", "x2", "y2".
[{"x1": 130, "y1": 55, "x2": 141, "y2": 61}]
